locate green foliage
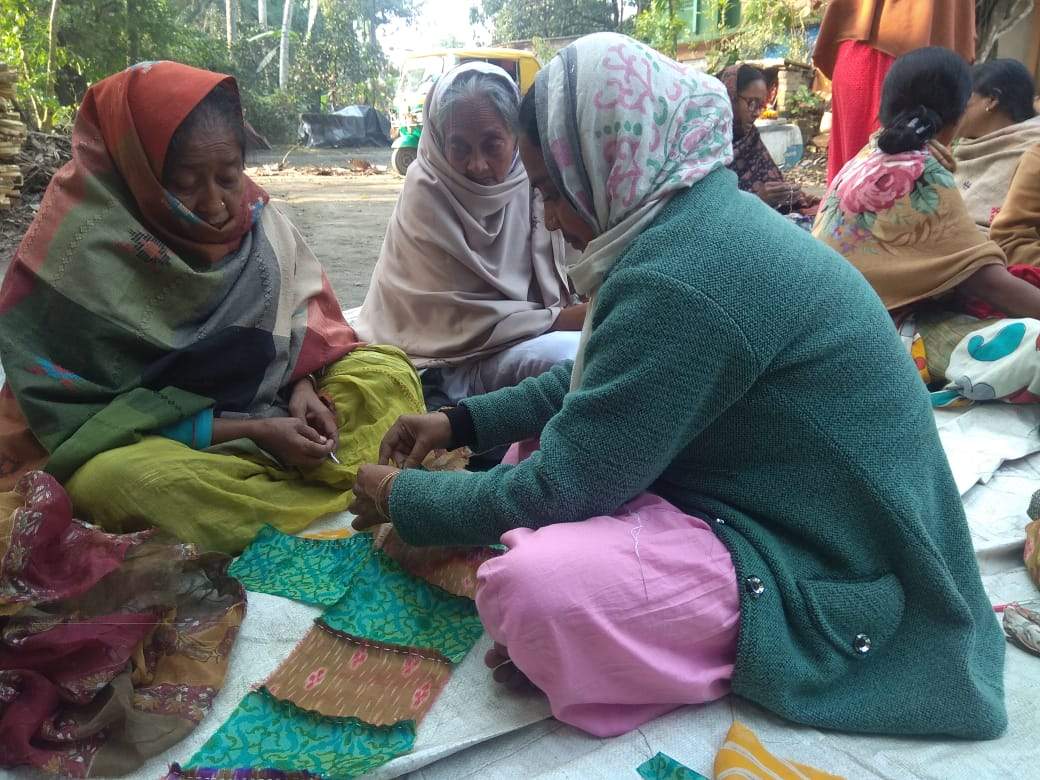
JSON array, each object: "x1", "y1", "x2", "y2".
[
  {"x1": 530, "y1": 35, "x2": 570, "y2": 65},
  {"x1": 0, "y1": 0, "x2": 414, "y2": 136},
  {"x1": 242, "y1": 89, "x2": 302, "y2": 143},
  {"x1": 704, "y1": 0, "x2": 813, "y2": 72},
  {"x1": 475, "y1": 0, "x2": 623, "y2": 43},
  {"x1": 785, "y1": 85, "x2": 823, "y2": 119},
  {"x1": 1, "y1": 0, "x2": 78, "y2": 128},
  {"x1": 632, "y1": 0, "x2": 688, "y2": 59}
]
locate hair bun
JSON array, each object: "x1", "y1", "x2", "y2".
[{"x1": 878, "y1": 105, "x2": 943, "y2": 154}]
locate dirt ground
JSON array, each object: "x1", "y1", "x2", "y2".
[{"x1": 252, "y1": 167, "x2": 401, "y2": 308}]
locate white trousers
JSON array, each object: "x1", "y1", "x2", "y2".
[{"x1": 439, "y1": 331, "x2": 580, "y2": 403}]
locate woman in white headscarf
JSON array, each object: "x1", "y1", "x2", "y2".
[
  {"x1": 349, "y1": 34, "x2": 1005, "y2": 742},
  {"x1": 355, "y1": 62, "x2": 584, "y2": 403}
]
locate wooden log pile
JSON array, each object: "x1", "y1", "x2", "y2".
[{"x1": 0, "y1": 63, "x2": 28, "y2": 210}]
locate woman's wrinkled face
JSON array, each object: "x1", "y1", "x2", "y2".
[
  {"x1": 734, "y1": 78, "x2": 768, "y2": 133},
  {"x1": 442, "y1": 96, "x2": 516, "y2": 185},
  {"x1": 162, "y1": 123, "x2": 244, "y2": 229},
  {"x1": 519, "y1": 134, "x2": 596, "y2": 251}
]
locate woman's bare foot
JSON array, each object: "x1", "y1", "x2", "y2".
[{"x1": 484, "y1": 642, "x2": 536, "y2": 691}]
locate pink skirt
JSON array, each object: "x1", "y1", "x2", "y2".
[{"x1": 474, "y1": 442, "x2": 740, "y2": 737}]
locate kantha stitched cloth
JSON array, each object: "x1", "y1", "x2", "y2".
[
  {"x1": 230, "y1": 528, "x2": 484, "y2": 662},
  {"x1": 228, "y1": 525, "x2": 371, "y2": 606},
  {"x1": 263, "y1": 623, "x2": 451, "y2": 726},
  {"x1": 185, "y1": 525, "x2": 492, "y2": 777},
  {"x1": 318, "y1": 538, "x2": 483, "y2": 663},
  {"x1": 637, "y1": 751, "x2": 709, "y2": 779},
  {"x1": 185, "y1": 689, "x2": 416, "y2": 779}
]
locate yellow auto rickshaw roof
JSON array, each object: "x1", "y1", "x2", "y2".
[{"x1": 402, "y1": 47, "x2": 539, "y2": 63}]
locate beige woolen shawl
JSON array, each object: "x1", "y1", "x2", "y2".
[
  {"x1": 355, "y1": 62, "x2": 569, "y2": 369},
  {"x1": 954, "y1": 116, "x2": 1040, "y2": 231}
]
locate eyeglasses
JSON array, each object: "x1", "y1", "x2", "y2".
[{"x1": 738, "y1": 96, "x2": 766, "y2": 116}]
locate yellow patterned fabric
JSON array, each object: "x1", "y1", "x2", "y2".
[
  {"x1": 65, "y1": 346, "x2": 424, "y2": 553},
  {"x1": 713, "y1": 722, "x2": 843, "y2": 780}
]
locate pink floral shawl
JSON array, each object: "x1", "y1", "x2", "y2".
[{"x1": 812, "y1": 140, "x2": 1005, "y2": 311}]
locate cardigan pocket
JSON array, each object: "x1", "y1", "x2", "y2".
[{"x1": 799, "y1": 573, "x2": 906, "y2": 660}]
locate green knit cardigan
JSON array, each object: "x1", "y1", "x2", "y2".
[{"x1": 391, "y1": 167, "x2": 1007, "y2": 739}]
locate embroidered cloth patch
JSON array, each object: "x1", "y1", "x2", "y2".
[
  {"x1": 228, "y1": 525, "x2": 370, "y2": 606},
  {"x1": 186, "y1": 689, "x2": 415, "y2": 779},
  {"x1": 263, "y1": 623, "x2": 452, "y2": 726}
]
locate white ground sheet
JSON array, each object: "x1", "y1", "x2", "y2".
[{"x1": 2, "y1": 353, "x2": 1037, "y2": 779}]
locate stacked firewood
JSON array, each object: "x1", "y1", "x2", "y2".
[{"x1": 0, "y1": 63, "x2": 27, "y2": 210}]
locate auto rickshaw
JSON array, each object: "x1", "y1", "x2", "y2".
[{"x1": 390, "y1": 47, "x2": 541, "y2": 176}]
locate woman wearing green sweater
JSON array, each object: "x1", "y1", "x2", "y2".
[{"x1": 352, "y1": 34, "x2": 1006, "y2": 741}]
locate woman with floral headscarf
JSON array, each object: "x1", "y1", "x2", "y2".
[{"x1": 350, "y1": 34, "x2": 1005, "y2": 740}]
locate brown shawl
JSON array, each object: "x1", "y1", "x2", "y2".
[{"x1": 813, "y1": 0, "x2": 976, "y2": 78}]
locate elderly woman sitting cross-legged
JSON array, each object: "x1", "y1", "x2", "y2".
[
  {"x1": 0, "y1": 61, "x2": 424, "y2": 553},
  {"x1": 356, "y1": 62, "x2": 585, "y2": 405}
]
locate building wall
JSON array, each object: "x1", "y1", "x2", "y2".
[{"x1": 995, "y1": 2, "x2": 1040, "y2": 83}]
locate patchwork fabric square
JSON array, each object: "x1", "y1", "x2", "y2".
[
  {"x1": 228, "y1": 525, "x2": 370, "y2": 606},
  {"x1": 264, "y1": 623, "x2": 452, "y2": 726},
  {"x1": 186, "y1": 689, "x2": 415, "y2": 779},
  {"x1": 319, "y1": 544, "x2": 484, "y2": 663}
]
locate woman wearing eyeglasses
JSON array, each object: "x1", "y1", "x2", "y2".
[{"x1": 718, "y1": 64, "x2": 819, "y2": 216}]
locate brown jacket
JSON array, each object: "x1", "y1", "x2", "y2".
[
  {"x1": 813, "y1": 0, "x2": 976, "y2": 77},
  {"x1": 991, "y1": 144, "x2": 1040, "y2": 267}
]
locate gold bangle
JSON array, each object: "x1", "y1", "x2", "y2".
[{"x1": 375, "y1": 469, "x2": 399, "y2": 522}]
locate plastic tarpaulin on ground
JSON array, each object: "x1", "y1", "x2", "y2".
[{"x1": 299, "y1": 105, "x2": 392, "y2": 148}]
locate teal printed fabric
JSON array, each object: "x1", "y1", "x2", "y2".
[
  {"x1": 186, "y1": 690, "x2": 415, "y2": 779},
  {"x1": 320, "y1": 542, "x2": 484, "y2": 663},
  {"x1": 636, "y1": 752, "x2": 708, "y2": 780},
  {"x1": 228, "y1": 526, "x2": 371, "y2": 606}
]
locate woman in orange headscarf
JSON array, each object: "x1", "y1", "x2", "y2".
[
  {"x1": 0, "y1": 61, "x2": 424, "y2": 553},
  {"x1": 813, "y1": 0, "x2": 976, "y2": 184}
]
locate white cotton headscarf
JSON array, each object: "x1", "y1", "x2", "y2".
[
  {"x1": 533, "y1": 33, "x2": 734, "y2": 387},
  {"x1": 355, "y1": 62, "x2": 570, "y2": 369}
]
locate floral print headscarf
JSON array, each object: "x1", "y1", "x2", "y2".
[
  {"x1": 533, "y1": 33, "x2": 733, "y2": 385},
  {"x1": 535, "y1": 32, "x2": 733, "y2": 296}
]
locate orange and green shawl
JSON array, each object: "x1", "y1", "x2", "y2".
[{"x1": 0, "y1": 61, "x2": 361, "y2": 487}]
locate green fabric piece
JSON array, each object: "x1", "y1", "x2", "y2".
[
  {"x1": 229, "y1": 525, "x2": 371, "y2": 606},
  {"x1": 320, "y1": 539, "x2": 483, "y2": 663},
  {"x1": 636, "y1": 752, "x2": 707, "y2": 780},
  {"x1": 388, "y1": 171, "x2": 1007, "y2": 740},
  {"x1": 186, "y1": 690, "x2": 415, "y2": 779}
]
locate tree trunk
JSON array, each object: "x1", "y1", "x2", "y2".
[
  {"x1": 126, "y1": 0, "x2": 140, "y2": 67},
  {"x1": 279, "y1": 0, "x2": 293, "y2": 89},
  {"x1": 257, "y1": 0, "x2": 267, "y2": 29},
  {"x1": 305, "y1": 0, "x2": 319, "y2": 39},
  {"x1": 976, "y1": 0, "x2": 1034, "y2": 62},
  {"x1": 43, "y1": 0, "x2": 60, "y2": 129},
  {"x1": 225, "y1": 0, "x2": 238, "y2": 48}
]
